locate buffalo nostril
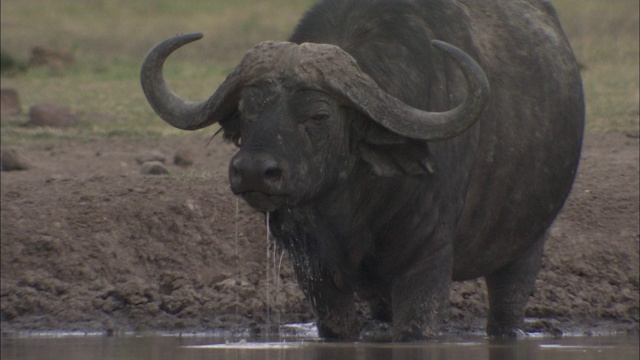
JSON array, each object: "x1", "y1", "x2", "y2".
[
  {"x1": 229, "y1": 158, "x2": 241, "y2": 179},
  {"x1": 264, "y1": 167, "x2": 282, "y2": 182},
  {"x1": 229, "y1": 154, "x2": 285, "y2": 193}
]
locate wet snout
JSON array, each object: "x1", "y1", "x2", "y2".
[{"x1": 229, "y1": 152, "x2": 287, "y2": 195}]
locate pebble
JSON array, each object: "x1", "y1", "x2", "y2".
[
  {"x1": 135, "y1": 150, "x2": 166, "y2": 165},
  {"x1": 1, "y1": 148, "x2": 31, "y2": 171},
  {"x1": 141, "y1": 161, "x2": 169, "y2": 175},
  {"x1": 173, "y1": 149, "x2": 194, "y2": 167},
  {"x1": 27, "y1": 103, "x2": 78, "y2": 127},
  {"x1": 0, "y1": 88, "x2": 21, "y2": 118}
]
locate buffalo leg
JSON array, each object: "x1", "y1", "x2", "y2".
[
  {"x1": 303, "y1": 274, "x2": 359, "y2": 340},
  {"x1": 484, "y1": 234, "x2": 546, "y2": 337},
  {"x1": 368, "y1": 292, "x2": 392, "y2": 323},
  {"x1": 289, "y1": 255, "x2": 360, "y2": 340},
  {"x1": 391, "y1": 243, "x2": 453, "y2": 341}
]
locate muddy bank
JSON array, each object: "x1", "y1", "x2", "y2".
[{"x1": 1, "y1": 133, "x2": 638, "y2": 336}]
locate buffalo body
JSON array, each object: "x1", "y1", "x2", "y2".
[{"x1": 140, "y1": 0, "x2": 584, "y2": 340}]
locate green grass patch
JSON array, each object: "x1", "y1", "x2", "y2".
[
  {"x1": 1, "y1": 0, "x2": 314, "y2": 146},
  {"x1": 552, "y1": 0, "x2": 639, "y2": 133},
  {"x1": 1, "y1": 0, "x2": 637, "y2": 147}
]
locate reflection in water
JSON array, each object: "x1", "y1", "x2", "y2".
[{"x1": 1, "y1": 333, "x2": 638, "y2": 360}]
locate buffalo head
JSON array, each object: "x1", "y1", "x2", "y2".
[{"x1": 140, "y1": 33, "x2": 489, "y2": 212}]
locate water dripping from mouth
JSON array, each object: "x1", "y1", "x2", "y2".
[
  {"x1": 265, "y1": 211, "x2": 271, "y2": 339},
  {"x1": 265, "y1": 212, "x2": 286, "y2": 340},
  {"x1": 235, "y1": 197, "x2": 240, "y2": 338},
  {"x1": 275, "y1": 244, "x2": 285, "y2": 333}
]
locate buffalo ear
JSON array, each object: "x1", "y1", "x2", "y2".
[
  {"x1": 218, "y1": 111, "x2": 243, "y2": 146},
  {"x1": 349, "y1": 108, "x2": 435, "y2": 177},
  {"x1": 358, "y1": 140, "x2": 435, "y2": 177}
]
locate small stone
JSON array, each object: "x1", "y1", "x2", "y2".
[
  {"x1": 27, "y1": 103, "x2": 78, "y2": 127},
  {"x1": 1, "y1": 148, "x2": 31, "y2": 171},
  {"x1": 28, "y1": 46, "x2": 74, "y2": 72},
  {"x1": 141, "y1": 161, "x2": 169, "y2": 175},
  {"x1": 136, "y1": 150, "x2": 166, "y2": 165},
  {"x1": 0, "y1": 88, "x2": 21, "y2": 118},
  {"x1": 173, "y1": 149, "x2": 194, "y2": 167}
]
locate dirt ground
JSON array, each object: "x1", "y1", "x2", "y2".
[{"x1": 1, "y1": 132, "x2": 638, "y2": 337}]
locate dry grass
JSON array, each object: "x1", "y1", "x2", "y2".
[
  {"x1": 0, "y1": 0, "x2": 314, "y2": 144},
  {"x1": 1, "y1": 0, "x2": 638, "y2": 146},
  {"x1": 552, "y1": 0, "x2": 639, "y2": 133}
]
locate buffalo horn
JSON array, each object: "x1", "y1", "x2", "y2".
[
  {"x1": 140, "y1": 33, "x2": 216, "y2": 130},
  {"x1": 295, "y1": 41, "x2": 490, "y2": 141},
  {"x1": 140, "y1": 33, "x2": 286, "y2": 130},
  {"x1": 141, "y1": 34, "x2": 489, "y2": 141}
]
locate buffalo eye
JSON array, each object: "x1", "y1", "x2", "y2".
[{"x1": 310, "y1": 112, "x2": 330, "y2": 123}]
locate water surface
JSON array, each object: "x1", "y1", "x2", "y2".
[{"x1": 2, "y1": 331, "x2": 637, "y2": 360}]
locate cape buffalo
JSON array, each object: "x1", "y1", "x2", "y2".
[{"x1": 140, "y1": 0, "x2": 584, "y2": 341}]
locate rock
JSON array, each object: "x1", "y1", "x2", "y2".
[
  {"x1": 173, "y1": 149, "x2": 194, "y2": 167},
  {"x1": 135, "y1": 150, "x2": 166, "y2": 165},
  {"x1": 28, "y1": 46, "x2": 74, "y2": 72},
  {"x1": 27, "y1": 103, "x2": 78, "y2": 127},
  {"x1": 1, "y1": 148, "x2": 31, "y2": 171},
  {"x1": 0, "y1": 49, "x2": 27, "y2": 75},
  {"x1": 0, "y1": 89, "x2": 21, "y2": 119},
  {"x1": 141, "y1": 161, "x2": 169, "y2": 175}
]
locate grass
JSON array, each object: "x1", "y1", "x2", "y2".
[
  {"x1": 0, "y1": 0, "x2": 315, "y2": 145},
  {"x1": 1, "y1": 0, "x2": 638, "y2": 146},
  {"x1": 553, "y1": 0, "x2": 639, "y2": 134}
]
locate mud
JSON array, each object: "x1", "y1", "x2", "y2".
[{"x1": 1, "y1": 133, "x2": 638, "y2": 336}]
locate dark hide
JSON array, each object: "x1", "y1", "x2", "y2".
[
  {"x1": 272, "y1": 0, "x2": 583, "y2": 340},
  {"x1": 142, "y1": 0, "x2": 584, "y2": 341}
]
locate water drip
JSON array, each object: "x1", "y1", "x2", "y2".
[
  {"x1": 265, "y1": 212, "x2": 285, "y2": 340},
  {"x1": 275, "y1": 246, "x2": 285, "y2": 336},
  {"x1": 265, "y1": 211, "x2": 271, "y2": 338},
  {"x1": 234, "y1": 197, "x2": 240, "y2": 339}
]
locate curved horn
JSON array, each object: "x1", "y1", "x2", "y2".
[
  {"x1": 295, "y1": 40, "x2": 490, "y2": 141},
  {"x1": 141, "y1": 34, "x2": 300, "y2": 130},
  {"x1": 142, "y1": 34, "x2": 489, "y2": 139},
  {"x1": 140, "y1": 33, "x2": 217, "y2": 130}
]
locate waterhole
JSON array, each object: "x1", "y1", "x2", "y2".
[{"x1": 1, "y1": 331, "x2": 637, "y2": 360}]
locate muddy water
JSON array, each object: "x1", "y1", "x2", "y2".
[{"x1": 1, "y1": 331, "x2": 638, "y2": 360}]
